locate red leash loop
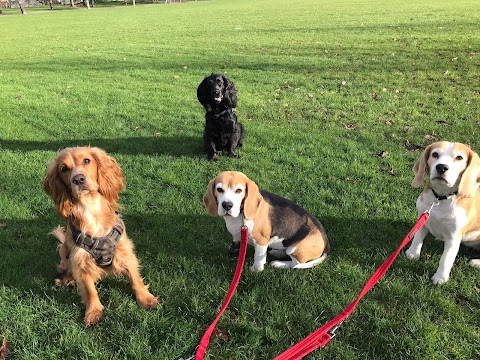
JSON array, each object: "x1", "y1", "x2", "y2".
[
  {"x1": 195, "y1": 226, "x2": 249, "y2": 360},
  {"x1": 273, "y1": 211, "x2": 430, "y2": 360}
]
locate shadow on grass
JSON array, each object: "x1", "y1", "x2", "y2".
[
  {"x1": 0, "y1": 135, "x2": 204, "y2": 157},
  {"x1": 3, "y1": 213, "x2": 473, "y2": 292}
]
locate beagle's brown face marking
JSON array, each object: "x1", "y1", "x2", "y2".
[{"x1": 211, "y1": 172, "x2": 248, "y2": 218}]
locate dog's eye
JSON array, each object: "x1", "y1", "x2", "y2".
[
  {"x1": 455, "y1": 155, "x2": 464, "y2": 161},
  {"x1": 216, "y1": 188, "x2": 224, "y2": 193},
  {"x1": 431, "y1": 152, "x2": 439, "y2": 158},
  {"x1": 83, "y1": 158, "x2": 91, "y2": 165},
  {"x1": 235, "y1": 189, "x2": 243, "y2": 194},
  {"x1": 60, "y1": 165, "x2": 69, "y2": 173}
]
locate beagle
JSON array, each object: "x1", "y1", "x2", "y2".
[
  {"x1": 203, "y1": 171, "x2": 330, "y2": 271},
  {"x1": 406, "y1": 141, "x2": 480, "y2": 284}
]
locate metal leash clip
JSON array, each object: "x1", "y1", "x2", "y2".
[{"x1": 425, "y1": 200, "x2": 440, "y2": 215}]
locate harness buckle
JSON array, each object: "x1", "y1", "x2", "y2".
[{"x1": 327, "y1": 321, "x2": 343, "y2": 339}]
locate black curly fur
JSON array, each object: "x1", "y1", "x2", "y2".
[{"x1": 197, "y1": 73, "x2": 245, "y2": 162}]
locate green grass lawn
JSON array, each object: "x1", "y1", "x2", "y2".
[{"x1": 1, "y1": 0, "x2": 479, "y2": 358}]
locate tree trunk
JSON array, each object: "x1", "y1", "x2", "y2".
[
  {"x1": 48, "y1": 0, "x2": 52, "y2": 9},
  {"x1": 84, "y1": 0, "x2": 90, "y2": 8},
  {"x1": 132, "y1": 0, "x2": 135, "y2": 6},
  {"x1": 70, "y1": 0, "x2": 75, "y2": 7}
]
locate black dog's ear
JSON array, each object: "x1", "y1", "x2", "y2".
[
  {"x1": 222, "y1": 75, "x2": 237, "y2": 108},
  {"x1": 197, "y1": 76, "x2": 210, "y2": 109}
]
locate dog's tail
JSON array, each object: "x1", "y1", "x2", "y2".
[{"x1": 50, "y1": 226, "x2": 66, "y2": 244}]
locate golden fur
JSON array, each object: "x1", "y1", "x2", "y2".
[{"x1": 44, "y1": 147, "x2": 158, "y2": 326}]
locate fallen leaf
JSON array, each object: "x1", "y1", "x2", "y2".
[
  {"x1": 133, "y1": 127, "x2": 140, "y2": 132},
  {"x1": 405, "y1": 140, "x2": 425, "y2": 151},
  {"x1": 381, "y1": 166, "x2": 396, "y2": 176},
  {"x1": 173, "y1": 75, "x2": 180, "y2": 79},
  {"x1": 341, "y1": 80, "x2": 347, "y2": 86},
  {"x1": 371, "y1": 92, "x2": 378, "y2": 100},
  {"x1": 404, "y1": 126, "x2": 413, "y2": 133},
  {"x1": 0, "y1": 337, "x2": 11, "y2": 360},
  {"x1": 382, "y1": 88, "x2": 387, "y2": 92},
  {"x1": 444, "y1": 70, "x2": 449, "y2": 75},
  {"x1": 344, "y1": 123, "x2": 355, "y2": 130},
  {"x1": 183, "y1": 66, "x2": 188, "y2": 69},
  {"x1": 377, "y1": 150, "x2": 389, "y2": 158},
  {"x1": 0, "y1": 224, "x2": 6, "y2": 229},
  {"x1": 435, "y1": 120, "x2": 450, "y2": 126},
  {"x1": 385, "y1": 120, "x2": 393, "y2": 127},
  {"x1": 213, "y1": 328, "x2": 229, "y2": 343},
  {"x1": 425, "y1": 132, "x2": 438, "y2": 141}
]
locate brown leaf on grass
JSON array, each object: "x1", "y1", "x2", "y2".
[
  {"x1": 377, "y1": 150, "x2": 389, "y2": 158},
  {"x1": 0, "y1": 224, "x2": 6, "y2": 229},
  {"x1": 381, "y1": 167, "x2": 396, "y2": 176},
  {"x1": 344, "y1": 123, "x2": 355, "y2": 130},
  {"x1": 0, "y1": 337, "x2": 11, "y2": 360},
  {"x1": 385, "y1": 120, "x2": 393, "y2": 127},
  {"x1": 436, "y1": 120, "x2": 450, "y2": 126},
  {"x1": 212, "y1": 328, "x2": 229, "y2": 343},
  {"x1": 404, "y1": 126, "x2": 413, "y2": 133},
  {"x1": 405, "y1": 140, "x2": 425, "y2": 151},
  {"x1": 425, "y1": 132, "x2": 438, "y2": 141},
  {"x1": 371, "y1": 92, "x2": 378, "y2": 100}
]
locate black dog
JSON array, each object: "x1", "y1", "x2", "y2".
[{"x1": 197, "y1": 73, "x2": 245, "y2": 162}]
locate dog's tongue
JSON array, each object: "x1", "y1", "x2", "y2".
[{"x1": 214, "y1": 96, "x2": 222, "y2": 102}]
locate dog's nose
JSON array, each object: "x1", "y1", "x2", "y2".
[
  {"x1": 72, "y1": 174, "x2": 86, "y2": 185},
  {"x1": 222, "y1": 201, "x2": 233, "y2": 211},
  {"x1": 436, "y1": 164, "x2": 449, "y2": 174}
]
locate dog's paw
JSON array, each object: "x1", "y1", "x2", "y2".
[
  {"x1": 468, "y1": 259, "x2": 480, "y2": 268},
  {"x1": 431, "y1": 272, "x2": 449, "y2": 285},
  {"x1": 250, "y1": 263, "x2": 264, "y2": 272},
  {"x1": 84, "y1": 306, "x2": 104, "y2": 327},
  {"x1": 405, "y1": 248, "x2": 420, "y2": 260},
  {"x1": 270, "y1": 260, "x2": 291, "y2": 269},
  {"x1": 137, "y1": 293, "x2": 159, "y2": 309},
  {"x1": 227, "y1": 151, "x2": 238, "y2": 158}
]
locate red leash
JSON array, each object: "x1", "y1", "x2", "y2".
[
  {"x1": 273, "y1": 210, "x2": 430, "y2": 360},
  {"x1": 195, "y1": 226, "x2": 249, "y2": 360}
]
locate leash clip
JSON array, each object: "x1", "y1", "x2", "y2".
[
  {"x1": 327, "y1": 321, "x2": 343, "y2": 339},
  {"x1": 425, "y1": 200, "x2": 440, "y2": 215}
]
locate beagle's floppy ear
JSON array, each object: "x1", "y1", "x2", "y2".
[
  {"x1": 412, "y1": 144, "x2": 434, "y2": 188},
  {"x1": 203, "y1": 178, "x2": 219, "y2": 217},
  {"x1": 43, "y1": 154, "x2": 73, "y2": 219},
  {"x1": 90, "y1": 147, "x2": 125, "y2": 203},
  {"x1": 243, "y1": 177, "x2": 263, "y2": 220},
  {"x1": 457, "y1": 149, "x2": 480, "y2": 198}
]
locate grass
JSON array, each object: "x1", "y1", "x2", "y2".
[{"x1": 1, "y1": 0, "x2": 479, "y2": 358}]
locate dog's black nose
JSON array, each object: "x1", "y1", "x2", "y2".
[
  {"x1": 222, "y1": 201, "x2": 233, "y2": 211},
  {"x1": 72, "y1": 174, "x2": 86, "y2": 185},
  {"x1": 436, "y1": 164, "x2": 449, "y2": 174}
]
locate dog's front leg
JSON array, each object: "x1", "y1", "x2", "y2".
[
  {"x1": 405, "y1": 226, "x2": 429, "y2": 260},
  {"x1": 431, "y1": 236, "x2": 462, "y2": 285},
  {"x1": 77, "y1": 273, "x2": 104, "y2": 326},
  {"x1": 250, "y1": 242, "x2": 268, "y2": 272},
  {"x1": 206, "y1": 141, "x2": 217, "y2": 162}
]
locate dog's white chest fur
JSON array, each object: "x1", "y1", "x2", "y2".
[
  {"x1": 223, "y1": 216, "x2": 285, "y2": 247},
  {"x1": 417, "y1": 192, "x2": 468, "y2": 241}
]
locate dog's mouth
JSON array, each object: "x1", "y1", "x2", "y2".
[{"x1": 213, "y1": 95, "x2": 223, "y2": 103}]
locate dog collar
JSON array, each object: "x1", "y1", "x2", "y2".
[
  {"x1": 70, "y1": 212, "x2": 124, "y2": 267},
  {"x1": 431, "y1": 188, "x2": 457, "y2": 200}
]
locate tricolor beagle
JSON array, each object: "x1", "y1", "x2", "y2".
[
  {"x1": 203, "y1": 171, "x2": 330, "y2": 271},
  {"x1": 406, "y1": 141, "x2": 480, "y2": 284}
]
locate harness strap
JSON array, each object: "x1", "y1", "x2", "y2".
[
  {"x1": 70, "y1": 213, "x2": 124, "y2": 267},
  {"x1": 195, "y1": 226, "x2": 249, "y2": 360},
  {"x1": 273, "y1": 211, "x2": 430, "y2": 360}
]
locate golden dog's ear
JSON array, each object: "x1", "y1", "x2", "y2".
[
  {"x1": 203, "y1": 178, "x2": 218, "y2": 217},
  {"x1": 91, "y1": 148, "x2": 125, "y2": 203},
  {"x1": 458, "y1": 150, "x2": 480, "y2": 198},
  {"x1": 43, "y1": 155, "x2": 72, "y2": 219},
  {"x1": 243, "y1": 177, "x2": 263, "y2": 220},
  {"x1": 412, "y1": 144, "x2": 434, "y2": 188}
]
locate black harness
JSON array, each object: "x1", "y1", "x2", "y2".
[{"x1": 70, "y1": 213, "x2": 124, "y2": 267}]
